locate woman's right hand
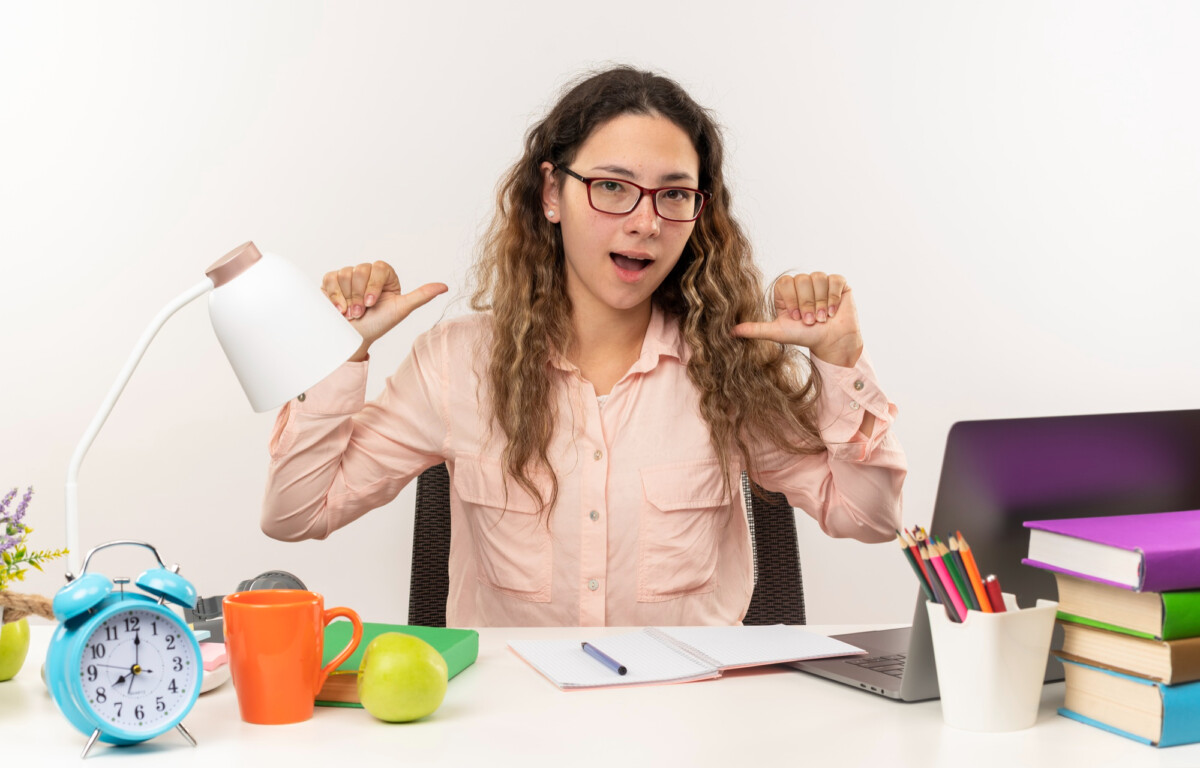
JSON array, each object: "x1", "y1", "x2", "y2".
[{"x1": 322, "y1": 261, "x2": 448, "y2": 361}]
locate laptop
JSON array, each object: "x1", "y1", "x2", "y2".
[{"x1": 791, "y1": 408, "x2": 1200, "y2": 701}]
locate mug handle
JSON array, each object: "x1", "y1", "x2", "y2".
[{"x1": 316, "y1": 606, "x2": 364, "y2": 694}]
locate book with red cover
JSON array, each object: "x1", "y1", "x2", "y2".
[{"x1": 1023, "y1": 509, "x2": 1200, "y2": 592}]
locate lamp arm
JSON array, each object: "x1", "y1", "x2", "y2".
[{"x1": 65, "y1": 278, "x2": 215, "y2": 576}]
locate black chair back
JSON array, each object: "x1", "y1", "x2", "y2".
[{"x1": 407, "y1": 464, "x2": 805, "y2": 626}]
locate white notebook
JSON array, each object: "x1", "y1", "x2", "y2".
[{"x1": 508, "y1": 625, "x2": 864, "y2": 689}]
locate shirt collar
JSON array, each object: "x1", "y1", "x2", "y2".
[
  {"x1": 548, "y1": 304, "x2": 690, "y2": 374},
  {"x1": 634, "y1": 303, "x2": 689, "y2": 370}
]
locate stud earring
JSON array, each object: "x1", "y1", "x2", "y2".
[{"x1": 546, "y1": 210, "x2": 555, "y2": 219}]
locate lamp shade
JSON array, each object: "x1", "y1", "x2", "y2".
[{"x1": 207, "y1": 246, "x2": 362, "y2": 412}]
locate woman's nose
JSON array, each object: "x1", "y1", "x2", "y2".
[{"x1": 624, "y1": 193, "x2": 660, "y2": 236}]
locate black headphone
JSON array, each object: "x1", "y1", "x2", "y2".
[{"x1": 184, "y1": 570, "x2": 307, "y2": 642}]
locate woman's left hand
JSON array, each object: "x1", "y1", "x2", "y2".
[{"x1": 731, "y1": 272, "x2": 864, "y2": 367}]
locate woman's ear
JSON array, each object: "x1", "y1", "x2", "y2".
[{"x1": 540, "y1": 162, "x2": 560, "y2": 222}]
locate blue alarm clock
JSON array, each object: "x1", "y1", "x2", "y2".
[{"x1": 47, "y1": 540, "x2": 203, "y2": 758}]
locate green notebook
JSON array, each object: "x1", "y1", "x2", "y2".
[{"x1": 316, "y1": 622, "x2": 479, "y2": 708}]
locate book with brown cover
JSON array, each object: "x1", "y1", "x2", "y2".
[{"x1": 1059, "y1": 620, "x2": 1200, "y2": 684}]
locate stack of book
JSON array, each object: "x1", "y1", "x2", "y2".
[{"x1": 1023, "y1": 508, "x2": 1200, "y2": 747}]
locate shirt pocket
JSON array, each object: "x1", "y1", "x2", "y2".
[
  {"x1": 453, "y1": 454, "x2": 552, "y2": 602},
  {"x1": 637, "y1": 458, "x2": 730, "y2": 602}
]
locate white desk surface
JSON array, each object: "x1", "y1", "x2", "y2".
[{"x1": 2, "y1": 624, "x2": 1197, "y2": 767}]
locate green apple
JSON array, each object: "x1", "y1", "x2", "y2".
[
  {"x1": 0, "y1": 618, "x2": 31, "y2": 682},
  {"x1": 356, "y1": 632, "x2": 448, "y2": 723}
]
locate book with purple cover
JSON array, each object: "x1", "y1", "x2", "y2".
[{"x1": 1023, "y1": 509, "x2": 1200, "y2": 592}]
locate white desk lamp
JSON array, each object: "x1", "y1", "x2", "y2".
[{"x1": 64, "y1": 242, "x2": 362, "y2": 575}]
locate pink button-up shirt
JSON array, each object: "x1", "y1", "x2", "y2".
[{"x1": 263, "y1": 307, "x2": 905, "y2": 627}]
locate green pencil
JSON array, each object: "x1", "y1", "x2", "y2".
[
  {"x1": 938, "y1": 538, "x2": 978, "y2": 612},
  {"x1": 896, "y1": 532, "x2": 935, "y2": 602}
]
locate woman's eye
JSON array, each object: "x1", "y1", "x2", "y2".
[
  {"x1": 663, "y1": 189, "x2": 693, "y2": 202},
  {"x1": 596, "y1": 180, "x2": 625, "y2": 194}
]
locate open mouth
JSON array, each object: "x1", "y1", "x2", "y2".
[{"x1": 610, "y1": 253, "x2": 652, "y2": 272}]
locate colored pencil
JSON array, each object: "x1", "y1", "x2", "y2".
[
  {"x1": 931, "y1": 540, "x2": 969, "y2": 612},
  {"x1": 956, "y1": 532, "x2": 992, "y2": 612},
  {"x1": 927, "y1": 543, "x2": 968, "y2": 621},
  {"x1": 896, "y1": 532, "x2": 935, "y2": 602},
  {"x1": 940, "y1": 537, "x2": 979, "y2": 609},
  {"x1": 920, "y1": 545, "x2": 961, "y2": 622},
  {"x1": 900, "y1": 530, "x2": 935, "y2": 599},
  {"x1": 984, "y1": 574, "x2": 1007, "y2": 613}
]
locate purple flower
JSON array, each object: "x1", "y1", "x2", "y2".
[
  {"x1": 13, "y1": 486, "x2": 32, "y2": 524},
  {"x1": 0, "y1": 488, "x2": 14, "y2": 516}
]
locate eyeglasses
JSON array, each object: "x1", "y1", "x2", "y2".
[{"x1": 554, "y1": 164, "x2": 710, "y2": 222}]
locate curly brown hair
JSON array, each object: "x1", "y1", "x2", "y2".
[{"x1": 470, "y1": 66, "x2": 825, "y2": 515}]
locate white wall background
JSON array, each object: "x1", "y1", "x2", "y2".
[{"x1": 2, "y1": 1, "x2": 1197, "y2": 627}]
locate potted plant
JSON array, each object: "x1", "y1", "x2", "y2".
[{"x1": 1, "y1": 487, "x2": 67, "y2": 680}]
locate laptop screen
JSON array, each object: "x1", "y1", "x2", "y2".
[{"x1": 914, "y1": 408, "x2": 1200, "y2": 680}]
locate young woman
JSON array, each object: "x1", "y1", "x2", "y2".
[{"x1": 262, "y1": 66, "x2": 905, "y2": 627}]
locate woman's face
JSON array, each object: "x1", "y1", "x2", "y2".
[{"x1": 542, "y1": 112, "x2": 700, "y2": 321}]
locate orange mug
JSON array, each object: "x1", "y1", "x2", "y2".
[{"x1": 222, "y1": 589, "x2": 363, "y2": 724}]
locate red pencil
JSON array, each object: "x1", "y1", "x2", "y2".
[
  {"x1": 901, "y1": 530, "x2": 934, "y2": 591},
  {"x1": 897, "y1": 533, "x2": 935, "y2": 602},
  {"x1": 984, "y1": 574, "x2": 1007, "y2": 613}
]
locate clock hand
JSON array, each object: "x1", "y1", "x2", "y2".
[{"x1": 134, "y1": 631, "x2": 140, "y2": 665}]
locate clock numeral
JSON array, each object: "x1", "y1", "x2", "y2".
[
  {"x1": 113, "y1": 701, "x2": 123, "y2": 717},
  {"x1": 165, "y1": 634, "x2": 176, "y2": 650},
  {"x1": 172, "y1": 656, "x2": 183, "y2": 672},
  {"x1": 156, "y1": 696, "x2": 166, "y2": 712},
  {"x1": 167, "y1": 679, "x2": 178, "y2": 693},
  {"x1": 89, "y1": 643, "x2": 106, "y2": 659},
  {"x1": 95, "y1": 687, "x2": 107, "y2": 703},
  {"x1": 134, "y1": 704, "x2": 144, "y2": 720},
  {"x1": 151, "y1": 620, "x2": 159, "y2": 636},
  {"x1": 86, "y1": 665, "x2": 98, "y2": 682},
  {"x1": 105, "y1": 625, "x2": 119, "y2": 641},
  {"x1": 123, "y1": 616, "x2": 140, "y2": 632}
]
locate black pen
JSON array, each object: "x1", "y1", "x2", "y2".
[{"x1": 581, "y1": 642, "x2": 627, "y2": 675}]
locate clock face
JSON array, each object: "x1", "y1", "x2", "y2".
[{"x1": 77, "y1": 607, "x2": 200, "y2": 734}]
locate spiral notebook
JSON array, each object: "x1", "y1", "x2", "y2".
[{"x1": 509, "y1": 625, "x2": 864, "y2": 689}]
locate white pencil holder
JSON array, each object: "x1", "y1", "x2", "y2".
[{"x1": 924, "y1": 592, "x2": 1058, "y2": 732}]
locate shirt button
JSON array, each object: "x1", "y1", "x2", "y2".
[
  {"x1": 297, "y1": 393, "x2": 306, "y2": 402},
  {"x1": 589, "y1": 510, "x2": 600, "y2": 522},
  {"x1": 853, "y1": 379, "x2": 864, "y2": 391},
  {"x1": 588, "y1": 579, "x2": 599, "y2": 591},
  {"x1": 593, "y1": 449, "x2": 603, "y2": 461},
  {"x1": 850, "y1": 401, "x2": 860, "y2": 410}
]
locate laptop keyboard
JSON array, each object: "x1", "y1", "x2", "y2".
[{"x1": 845, "y1": 653, "x2": 906, "y2": 678}]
